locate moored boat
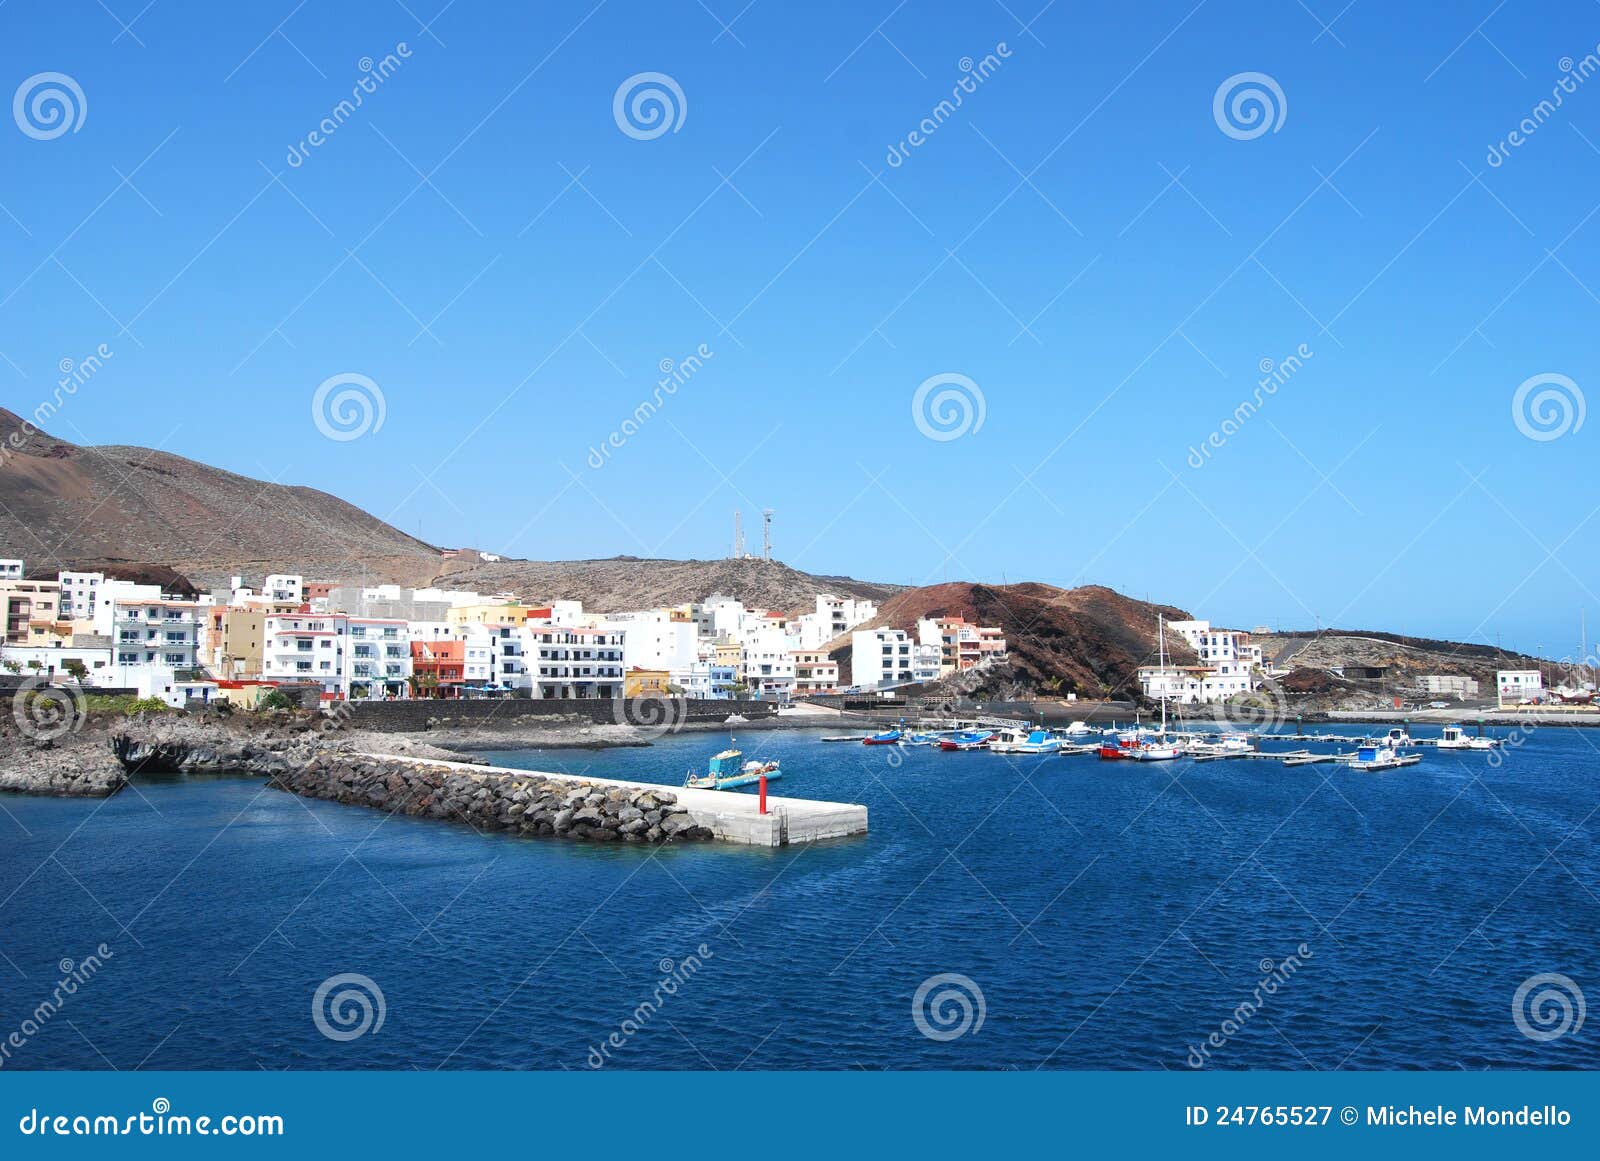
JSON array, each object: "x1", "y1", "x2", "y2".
[
  {"x1": 938, "y1": 730, "x2": 994, "y2": 751},
  {"x1": 863, "y1": 729, "x2": 903, "y2": 746},
  {"x1": 1437, "y1": 724, "x2": 1499, "y2": 750},
  {"x1": 685, "y1": 748, "x2": 784, "y2": 790},
  {"x1": 989, "y1": 727, "x2": 1064, "y2": 754}
]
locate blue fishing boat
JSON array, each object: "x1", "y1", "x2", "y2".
[
  {"x1": 862, "y1": 728, "x2": 903, "y2": 746},
  {"x1": 685, "y1": 748, "x2": 783, "y2": 790}
]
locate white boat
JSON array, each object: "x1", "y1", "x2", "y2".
[
  {"x1": 1437, "y1": 723, "x2": 1500, "y2": 750},
  {"x1": 1124, "y1": 616, "x2": 1183, "y2": 761},
  {"x1": 989, "y1": 727, "x2": 1064, "y2": 755},
  {"x1": 1347, "y1": 744, "x2": 1421, "y2": 772},
  {"x1": 1382, "y1": 727, "x2": 1414, "y2": 748},
  {"x1": 1061, "y1": 721, "x2": 1092, "y2": 736}
]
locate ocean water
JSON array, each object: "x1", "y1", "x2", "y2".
[{"x1": 0, "y1": 723, "x2": 1595, "y2": 1071}]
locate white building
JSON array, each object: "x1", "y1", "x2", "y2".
[
  {"x1": 263, "y1": 574, "x2": 304, "y2": 605},
  {"x1": 94, "y1": 584, "x2": 202, "y2": 680},
  {"x1": 57, "y1": 570, "x2": 104, "y2": 622},
  {"x1": 741, "y1": 626, "x2": 799, "y2": 701},
  {"x1": 260, "y1": 612, "x2": 410, "y2": 699},
  {"x1": 0, "y1": 642, "x2": 114, "y2": 685},
  {"x1": 1497, "y1": 670, "x2": 1544, "y2": 705},
  {"x1": 525, "y1": 625, "x2": 624, "y2": 699},
  {"x1": 852, "y1": 628, "x2": 917, "y2": 690},
  {"x1": 0, "y1": 559, "x2": 23, "y2": 580},
  {"x1": 598, "y1": 610, "x2": 699, "y2": 672},
  {"x1": 671, "y1": 660, "x2": 739, "y2": 699},
  {"x1": 795, "y1": 594, "x2": 878, "y2": 649}
]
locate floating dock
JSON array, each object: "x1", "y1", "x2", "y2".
[{"x1": 371, "y1": 753, "x2": 868, "y2": 848}]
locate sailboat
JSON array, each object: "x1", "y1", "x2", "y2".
[{"x1": 1122, "y1": 615, "x2": 1182, "y2": 762}]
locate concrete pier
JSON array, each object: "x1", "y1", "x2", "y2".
[{"x1": 366, "y1": 753, "x2": 868, "y2": 848}]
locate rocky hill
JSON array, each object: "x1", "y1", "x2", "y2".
[
  {"x1": 0, "y1": 412, "x2": 895, "y2": 607},
  {"x1": 0, "y1": 408, "x2": 440, "y2": 586},
  {"x1": 842, "y1": 581, "x2": 1196, "y2": 697},
  {"x1": 437, "y1": 555, "x2": 899, "y2": 612}
]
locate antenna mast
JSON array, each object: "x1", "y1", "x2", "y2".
[
  {"x1": 732, "y1": 510, "x2": 744, "y2": 559},
  {"x1": 762, "y1": 509, "x2": 773, "y2": 561}
]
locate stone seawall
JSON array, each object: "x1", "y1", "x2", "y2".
[
  {"x1": 344, "y1": 697, "x2": 776, "y2": 734},
  {"x1": 270, "y1": 753, "x2": 714, "y2": 844}
]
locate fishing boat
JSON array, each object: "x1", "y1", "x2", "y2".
[
  {"x1": 1347, "y1": 744, "x2": 1420, "y2": 772},
  {"x1": 1436, "y1": 724, "x2": 1500, "y2": 750},
  {"x1": 684, "y1": 748, "x2": 783, "y2": 790},
  {"x1": 1061, "y1": 721, "x2": 1092, "y2": 736},
  {"x1": 1096, "y1": 740, "x2": 1129, "y2": 760},
  {"x1": 938, "y1": 730, "x2": 994, "y2": 751},
  {"x1": 989, "y1": 727, "x2": 1064, "y2": 754},
  {"x1": 905, "y1": 730, "x2": 950, "y2": 746},
  {"x1": 862, "y1": 728, "x2": 904, "y2": 746}
]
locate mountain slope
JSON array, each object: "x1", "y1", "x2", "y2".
[
  {"x1": 0, "y1": 412, "x2": 897, "y2": 606},
  {"x1": 857, "y1": 581, "x2": 1195, "y2": 696},
  {"x1": 0, "y1": 408, "x2": 440, "y2": 584}
]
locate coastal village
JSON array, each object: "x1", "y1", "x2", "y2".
[
  {"x1": 0, "y1": 551, "x2": 1564, "y2": 717},
  {"x1": 0, "y1": 554, "x2": 1015, "y2": 709}
]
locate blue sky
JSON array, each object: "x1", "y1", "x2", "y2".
[{"x1": 2, "y1": 1, "x2": 1596, "y2": 656}]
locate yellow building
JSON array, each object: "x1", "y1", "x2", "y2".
[
  {"x1": 713, "y1": 641, "x2": 743, "y2": 677},
  {"x1": 447, "y1": 602, "x2": 532, "y2": 626},
  {"x1": 0, "y1": 579, "x2": 64, "y2": 646},
  {"x1": 217, "y1": 607, "x2": 268, "y2": 677},
  {"x1": 624, "y1": 667, "x2": 672, "y2": 698}
]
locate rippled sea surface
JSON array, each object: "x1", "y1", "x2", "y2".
[{"x1": 1, "y1": 723, "x2": 1596, "y2": 1070}]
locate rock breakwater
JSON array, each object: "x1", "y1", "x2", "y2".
[{"x1": 270, "y1": 752, "x2": 714, "y2": 844}]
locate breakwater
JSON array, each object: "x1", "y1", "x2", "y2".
[{"x1": 270, "y1": 752, "x2": 715, "y2": 844}]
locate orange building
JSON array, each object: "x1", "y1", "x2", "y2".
[{"x1": 410, "y1": 640, "x2": 467, "y2": 697}]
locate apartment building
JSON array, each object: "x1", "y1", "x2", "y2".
[
  {"x1": 0, "y1": 578, "x2": 62, "y2": 646},
  {"x1": 792, "y1": 649, "x2": 839, "y2": 695},
  {"x1": 57, "y1": 570, "x2": 104, "y2": 622},
  {"x1": 526, "y1": 625, "x2": 624, "y2": 698}
]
